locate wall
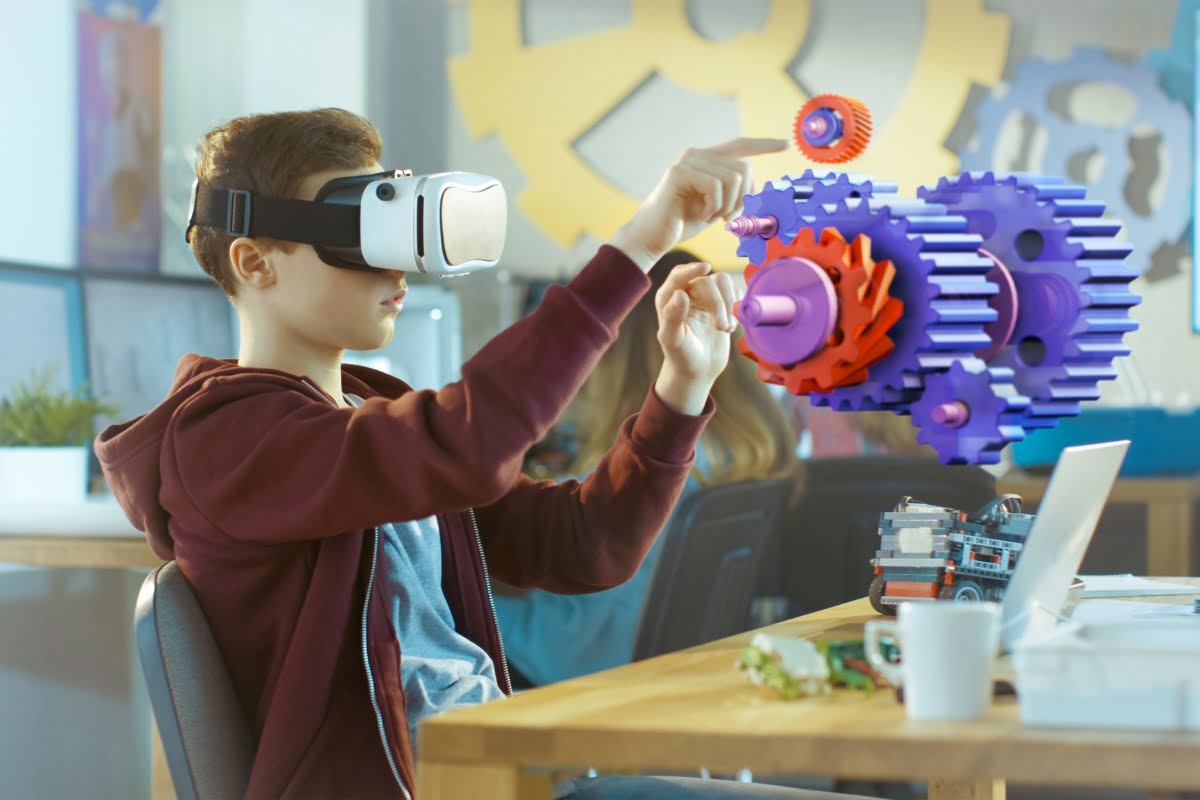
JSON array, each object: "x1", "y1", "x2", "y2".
[
  {"x1": 419, "y1": 0, "x2": 1199, "y2": 405},
  {"x1": 0, "y1": 567, "x2": 149, "y2": 799},
  {"x1": 158, "y1": 0, "x2": 369, "y2": 275},
  {"x1": 0, "y1": 0, "x2": 78, "y2": 268},
  {"x1": 0, "y1": 4, "x2": 374, "y2": 798}
]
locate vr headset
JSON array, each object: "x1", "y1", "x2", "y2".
[{"x1": 185, "y1": 170, "x2": 507, "y2": 276}]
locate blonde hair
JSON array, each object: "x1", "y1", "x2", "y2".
[
  {"x1": 569, "y1": 250, "x2": 798, "y2": 485},
  {"x1": 849, "y1": 410, "x2": 933, "y2": 455}
]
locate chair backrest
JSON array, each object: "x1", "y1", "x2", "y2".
[
  {"x1": 134, "y1": 562, "x2": 254, "y2": 800},
  {"x1": 632, "y1": 478, "x2": 791, "y2": 661},
  {"x1": 779, "y1": 457, "x2": 997, "y2": 615}
]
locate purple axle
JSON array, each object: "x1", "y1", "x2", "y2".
[{"x1": 801, "y1": 108, "x2": 843, "y2": 148}]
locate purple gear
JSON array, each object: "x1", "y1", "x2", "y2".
[
  {"x1": 737, "y1": 182, "x2": 801, "y2": 264},
  {"x1": 918, "y1": 172, "x2": 1139, "y2": 428},
  {"x1": 799, "y1": 196, "x2": 999, "y2": 411},
  {"x1": 910, "y1": 358, "x2": 1030, "y2": 465},
  {"x1": 733, "y1": 171, "x2": 898, "y2": 264}
]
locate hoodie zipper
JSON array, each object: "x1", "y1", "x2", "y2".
[
  {"x1": 363, "y1": 525, "x2": 411, "y2": 799},
  {"x1": 468, "y1": 507, "x2": 513, "y2": 695},
  {"x1": 300, "y1": 378, "x2": 411, "y2": 800}
]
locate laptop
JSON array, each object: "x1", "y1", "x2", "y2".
[{"x1": 999, "y1": 440, "x2": 1130, "y2": 650}]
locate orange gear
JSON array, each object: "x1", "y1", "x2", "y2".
[
  {"x1": 793, "y1": 94, "x2": 872, "y2": 164},
  {"x1": 738, "y1": 227, "x2": 903, "y2": 395}
]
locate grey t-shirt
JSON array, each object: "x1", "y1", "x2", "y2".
[{"x1": 345, "y1": 394, "x2": 505, "y2": 746}]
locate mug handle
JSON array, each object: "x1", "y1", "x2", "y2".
[{"x1": 864, "y1": 619, "x2": 903, "y2": 687}]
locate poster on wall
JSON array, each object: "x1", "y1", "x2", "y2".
[{"x1": 77, "y1": 2, "x2": 162, "y2": 271}]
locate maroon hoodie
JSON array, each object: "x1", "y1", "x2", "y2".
[{"x1": 96, "y1": 246, "x2": 712, "y2": 799}]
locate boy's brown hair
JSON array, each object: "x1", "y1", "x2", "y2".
[{"x1": 190, "y1": 107, "x2": 383, "y2": 297}]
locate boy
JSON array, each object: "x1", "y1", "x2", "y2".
[{"x1": 97, "y1": 109, "x2": 861, "y2": 799}]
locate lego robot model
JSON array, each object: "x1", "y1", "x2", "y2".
[
  {"x1": 868, "y1": 494, "x2": 1035, "y2": 614},
  {"x1": 728, "y1": 94, "x2": 1141, "y2": 466}
]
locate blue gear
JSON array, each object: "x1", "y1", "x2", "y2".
[
  {"x1": 960, "y1": 48, "x2": 1191, "y2": 274},
  {"x1": 919, "y1": 171, "x2": 1140, "y2": 427},
  {"x1": 797, "y1": 195, "x2": 998, "y2": 411},
  {"x1": 734, "y1": 170, "x2": 898, "y2": 264},
  {"x1": 910, "y1": 357, "x2": 1029, "y2": 465}
]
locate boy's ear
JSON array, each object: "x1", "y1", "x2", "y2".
[{"x1": 228, "y1": 237, "x2": 276, "y2": 289}]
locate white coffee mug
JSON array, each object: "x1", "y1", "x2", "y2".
[{"x1": 864, "y1": 601, "x2": 1001, "y2": 721}]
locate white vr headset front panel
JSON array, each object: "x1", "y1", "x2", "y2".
[{"x1": 360, "y1": 172, "x2": 507, "y2": 276}]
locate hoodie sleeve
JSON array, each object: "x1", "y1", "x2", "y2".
[
  {"x1": 474, "y1": 386, "x2": 713, "y2": 593},
  {"x1": 167, "y1": 246, "x2": 649, "y2": 543}
]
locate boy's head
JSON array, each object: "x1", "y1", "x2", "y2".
[{"x1": 192, "y1": 108, "x2": 408, "y2": 352}]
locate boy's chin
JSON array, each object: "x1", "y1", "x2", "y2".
[{"x1": 343, "y1": 325, "x2": 395, "y2": 353}]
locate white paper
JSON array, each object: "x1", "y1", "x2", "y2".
[
  {"x1": 1078, "y1": 574, "x2": 1199, "y2": 597},
  {"x1": 1071, "y1": 599, "x2": 1198, "y2": 625}
]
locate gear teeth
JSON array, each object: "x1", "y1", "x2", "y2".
[
  {"x1": 734, "y1": 170, "x2": 901, "y2": 265},
  {"x1": 794, "y1": 94, "x2": 872, "y2": 164},
  {"x1": 797, "y1": 194, "x2": 995, "y2": 411},
  {"x1": 917, "y1": 170, "x2": 1140, "y2": 430},
  {"x1": 963, "y1": 49, "x2": 1191, "y2": 262},
  {"x1": 911, "y1": 358, "x2": 1029, "y2": 465},
  {"x1": 739, "y1": 226, "x2": 903, "y2": 395}
]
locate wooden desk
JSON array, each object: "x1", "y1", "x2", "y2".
[
  {"x1": 418, "y1": 580, "x2": 1200, "y2": 800},
  {"x1": 0, "y1": 533, "x2": 160, "y2": 568},
  {"x1": 0, "y1": 504, "x2": 171, "y2": 800},
  {"x1": 999, "y1": 471, "x2": 1200, "y2": 576}
]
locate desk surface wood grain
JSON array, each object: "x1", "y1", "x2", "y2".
[{"x1": 420, "y1": 579, "x2": 1200, "y2": 793}]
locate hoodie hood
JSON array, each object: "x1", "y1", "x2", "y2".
[{"x1": 94, "y1": 353, "x2": 410, "y2": 559}]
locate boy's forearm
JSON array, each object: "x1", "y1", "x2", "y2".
[{"x1": 653, "y1": 364, "x2": 713, "y2": 417}]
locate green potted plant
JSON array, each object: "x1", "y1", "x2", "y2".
[{"x1": 0, "y1": 367, "x2": 118, "y2": 502}]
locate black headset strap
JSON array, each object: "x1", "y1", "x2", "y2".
[{"x1": 187, "y1": 185, "x2": 360, "y2": 246}]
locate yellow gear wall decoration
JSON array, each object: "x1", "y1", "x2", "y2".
[{"x1": 447, "y1": 0, "x2": 1009, "y2": 266}]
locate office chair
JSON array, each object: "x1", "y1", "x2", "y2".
[
  {"x1": 134, "y1": 562, "x2": 254, "y2": 800},
  {"x1": 777, "y1": 456, "x2": 997, "y2": 616},
  {"x1": 632, "y1": 478, "x2": 792, "y2": 661}
]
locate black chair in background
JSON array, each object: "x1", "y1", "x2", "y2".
[
  {"x1": 632, "y1": 478, "x2": 792, "y2": 661},
  {"x1": 775, "y1": 457, "x2": 997, "y2": 617}
]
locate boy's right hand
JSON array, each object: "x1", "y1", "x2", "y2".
[{"x1": 609, "y1": 137, "x2": 789, "y2": 271}]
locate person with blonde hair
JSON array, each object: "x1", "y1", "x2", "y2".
[{"x1": 495, "y1": 249, "x2": 799, "y2": 688}]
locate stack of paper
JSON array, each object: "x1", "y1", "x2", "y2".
[{"x1": 1078, "y1": 574, "x2": 1198, "y2": 598}]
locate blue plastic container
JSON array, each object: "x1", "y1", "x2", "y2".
[{"x1": 1011, "y1": 407, "x2": 1200, "y2": 477}]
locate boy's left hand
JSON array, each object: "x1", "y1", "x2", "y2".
[{"x1": 653, "y1": 262, "x2": 741, "y2": 415}]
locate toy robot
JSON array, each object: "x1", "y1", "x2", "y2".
[
  {"x1": 727, "y1": 95, "x2": 1141, "y2": 466},
  {"x1": 868, "y1": 494, "x2": 1035, "y2": 614}
]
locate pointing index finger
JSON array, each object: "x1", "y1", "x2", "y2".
[{"x1": 707, "y1": 137, "x2": 790, "y2": 157}]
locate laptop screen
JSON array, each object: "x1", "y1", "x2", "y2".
[{"x1": 1000, "y1": 440, "x2": 1130, "y2": 650}]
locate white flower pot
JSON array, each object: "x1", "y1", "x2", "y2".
[{"x1": 0, "y1": 446, "x2": 90, "y2": 503}]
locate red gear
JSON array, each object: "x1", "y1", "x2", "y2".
[
  {"x1": 794, "y1": 94, "x2": 872, "y2": 164},
  {"x1": 738, "y1": 227, "x2": 903, "y2": 395}
]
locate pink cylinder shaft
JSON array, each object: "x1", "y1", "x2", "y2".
[
  {"x1": 726, "y1": 215, "x2": 778, "y2": 239},
  {"x1": 742, "y1": 294, "x2": 798, "y2": 326},
  {"x1": 931, "y1": 400, "x2": 970, "y2": 428}
]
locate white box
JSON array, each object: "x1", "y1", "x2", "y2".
[{"x1": 1013, "y1": 620, "x2": 1200, "y2": 731}]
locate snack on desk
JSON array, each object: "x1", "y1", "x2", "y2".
[{"x1": 737, "y1": 634, "x2": 892, "y2": 699}]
